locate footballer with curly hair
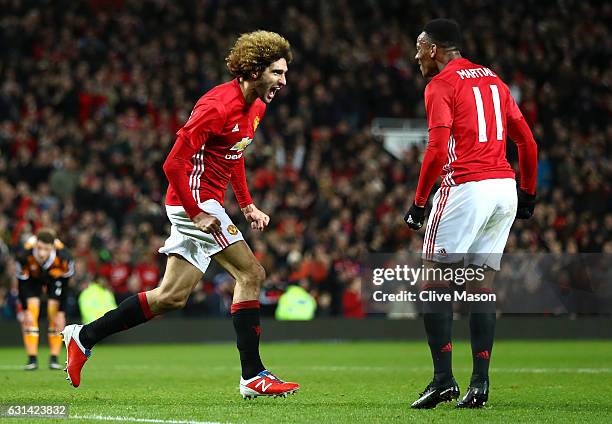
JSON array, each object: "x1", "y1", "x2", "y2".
[{"x1": 62, "y1": 30, "x2": 299, "y2": 398}]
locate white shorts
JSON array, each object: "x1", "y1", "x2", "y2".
[
  {"x1": 422, "y1": 178, "x2": 517, "y2": 270},
  {"x1": 159, "y1": 200, "x2": 244, "y2": 273}
]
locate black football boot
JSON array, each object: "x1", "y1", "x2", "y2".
[
  {"x1": 456, "y1": 379, "x2": 489, "y2": 408},
  {"x1": 410, "y1": 379, "x2": 460, "y2": 409}
]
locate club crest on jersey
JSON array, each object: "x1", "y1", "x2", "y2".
[
  {"x1": 230, "y1": 137, "x2": 253, "y2": 152},
  {"x1": 253, "y1": 116, "x2": 260, "y2": 131},
  {"x1": 227, "y1": 225, "x2": 239, "y2": 236}
]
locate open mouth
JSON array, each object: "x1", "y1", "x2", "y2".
[{"x1": 266, "y1": 86, "x2": 280, "y2": 101}]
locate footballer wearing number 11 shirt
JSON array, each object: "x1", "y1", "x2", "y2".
[
  {"x1": 404, "y1": 19, "x2": 538, "y2": 409},
  {"x1": 62, "y1": 31, "x2": 299, "y2": 399}
]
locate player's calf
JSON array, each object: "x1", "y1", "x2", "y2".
[
  {"x1": 149, "y1": 288, "x2": 189, "y2": 313},
  {"x1": 22, "y1": 326, "x2": 39, "y2": 371}
]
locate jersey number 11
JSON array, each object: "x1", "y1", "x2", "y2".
[{"x1": 472, "y1": 84, "x2": 503, "y2": 143}]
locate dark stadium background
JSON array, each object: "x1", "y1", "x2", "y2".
[{"x1": 0, "y1": 0, "x2": 610, "y2": 323}]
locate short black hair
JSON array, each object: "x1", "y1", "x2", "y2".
[
  {"x1": 36, "y1": 228, "x2": 57, "y2": 244},
  {"x1": 423, "y1": 19, "x2": 462, "y2": 50}
]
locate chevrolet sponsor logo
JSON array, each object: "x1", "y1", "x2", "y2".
[{"x1": 230, "y1": 137, "x2": 253, "y2": 152}]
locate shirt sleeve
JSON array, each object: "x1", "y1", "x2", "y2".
[
  {"x1": 414, "y1": 126, "x2": 451, "y2": 206},
  {"x1": 507, "y1": 117, "x2": 538, "y2": 195},
  {"x1": 424, "y1": 80, "x2": 454, "y2": 129},
  {"x1": 163, "y1": 137, "x2": 204, "y2": 219},
  {"x1": 230, "y1": 156, "x2": 253, "y2": 208},
  {"x1": 178, "y1": 101, "x2": 226, "y2": 150},
  {"x1": 60, "y1": 250, "x2": 75, "y2": 279},
  {"x1": 164, "y1": 101, "x2": 228, "y2": 219},
  {"x1": 15, "y1": 253, "x2": 29, "y2": 281},
  {"x1": 506, "y1": 92, "x2": 524, "y2": 122}
]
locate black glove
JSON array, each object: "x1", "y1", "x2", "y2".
[
  {"x1": 404, "y1": 203, "x2": 425, "y2": 230},
  {"x1": 516, "y1": 189, "x2": 536, "y2": 219}
]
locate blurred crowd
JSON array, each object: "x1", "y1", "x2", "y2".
[{"x1": 0, "y1": 0, "x2": 610, "y2": 320}]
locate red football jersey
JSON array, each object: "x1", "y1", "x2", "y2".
[
  {"x1": 165, "y1": 79, "x2": 266, "y2": 210},
  {"x1": 424, "y1": 58, "x2": 523, "y2": 186}
]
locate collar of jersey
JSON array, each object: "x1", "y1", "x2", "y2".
[
  {"x1": 433, "y1": 57, "x2": 470, "y2": 80},
  {"x1": 33, "y1": 248, "x2": 57, "y2": 270},
  {"x1": 232, "y1": 78, "x2": 248, "y2": 109},
  {"x1": 443, "y1": 57, "x2": 470, "y2": 71}
]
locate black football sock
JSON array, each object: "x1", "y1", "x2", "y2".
[
  {"x1": 469, "y1": 289, "x2": 496, "y2": 385},
  {"x1": 28, "y1": 355, "x2": 37, "y2": 364},
  {"x1": 422, "y1": 286, "x2": 454, "y2": 385},
  {"x1": 232, "y1": 300, "x2": 265, "y2": 380},
  {"x1": 50, "y1": 355, "x2": 58, "y2": 363},
  {"x1": 79, "y1": 293, "x2": 154, "y2": 349}
]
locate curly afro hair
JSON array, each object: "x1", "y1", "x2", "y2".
[{"x1": 226, "y1": 30, "x2": 292, "y2": 80}]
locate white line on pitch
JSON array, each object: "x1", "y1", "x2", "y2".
[{"x1": 70, "y1": 415, "x2": 226, "y2": 424}]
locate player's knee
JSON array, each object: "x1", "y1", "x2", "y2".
[
  {"x1": 251, "y1": 263, "x2": 267, "y2": 287},
  {"x1": 22, "y1": 311, "x2": 35, "y2": 327},
  {"x1": 238, "y1": 263, "x2": 266, "y2": 288}
]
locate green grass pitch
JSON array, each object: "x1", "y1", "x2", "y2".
[{"x1": 1, "y1": 340, "x2": 611, "y2": 423}]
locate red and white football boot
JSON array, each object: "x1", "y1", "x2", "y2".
[
  {"x1": 61, "y1": 324, "x2": 91, "y2": 388},
  {"x1": 240, "y1": 370, "x2": 300, "y2": 399}
]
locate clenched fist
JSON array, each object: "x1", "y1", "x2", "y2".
[
  {"x1": 241, "y1": 204, "x2": 270, "y2": 231},
  {"x1": 193, "y1": 212, "x2": 222, "y2": 234}
]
